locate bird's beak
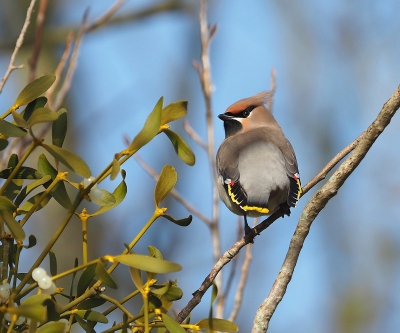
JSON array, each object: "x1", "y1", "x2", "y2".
[{"x1": 218, "y1": 113, "x2": 233, "y2": 121}]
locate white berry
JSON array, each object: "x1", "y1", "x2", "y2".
[
  {"x1": 59, "y1": 318, "x2": 70, "y2": 333},
  {"x1": 32, "y1": 268, "x2": 47, "y2": 282},
  {"x1": 0, "y1": 282, "x2": 11, "y2": 302},
  {"x1": 15, "y1": 316, "x2": 25, "y2": 325},
  {"x1": 38, "y1": 275, "x2": 52, "y2": 290},
  {"x1": 42, "y1": 282, "x2": 56, "y2": 295},
  {"x1": 89, "y1": 188, "x2": 102, "y2": 202},
  {"x1": 3, "y1": 312, "x2": 11, "y2": 322},
  {"x1": 83, "y1": 176, "x2": 96, "y2": 189}
]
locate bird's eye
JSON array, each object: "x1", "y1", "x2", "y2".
[{"x1": 241, "y1": 106, "x2": 255, "y2": 118}]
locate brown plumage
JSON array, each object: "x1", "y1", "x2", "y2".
[{"x1": 216, "y1": 92, "x2": 301, "y2": 235}]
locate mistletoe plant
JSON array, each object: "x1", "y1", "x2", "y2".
[{"x1": 0, "y1": 75, "x2": 238, "y2": 333}]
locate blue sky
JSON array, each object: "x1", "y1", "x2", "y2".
[{"x1": 1, "y1": 1, "x2": 400, "y2": 332}]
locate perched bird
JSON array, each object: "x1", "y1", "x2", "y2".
[{"x1": 216, "y1": 92, "x2": 302, "y2": 235}]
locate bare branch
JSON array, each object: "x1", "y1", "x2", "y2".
[
  {"x1": 28, "y1": 0, "x2": 49, "y2": 82},
  {"x1": 53, "y1": 13, "x2": 87, "y2": 110},
  {"x1": 0, "y1": 0, "x2": 37, "y2": 93},
  {"x1": 251, "y1": 85, "x2": 400, "y2": 333},
  {"x1": 85, "y1": 0, "x2": 127, "y2": 33},
  {"x1": 133, "y1": 154, "x2": 213, "y2": 226},
  {"x1": 183, "y1": 119, "x2": 208, "y2": 151}
]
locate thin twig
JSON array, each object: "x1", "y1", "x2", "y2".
[
  {"x1": 47, "y1": 32, "x2": 74, "y2": 109},
  {"x1": 84, "y1": 0, "x2": 127, "y2": 32},
  {"x1": 183, "y1": 119, "x2": 208, "y2": 151},
  {"x1": 28, "y1": 0, "x2": 48, "y2": 82},
  {"x1": 228, "y1": 219, "x2": 255, "y2": 322},
  {"x1": 0, "y1": 0, "x2": 37, "y2": 93},
  {"x1": 53, "y1": 12, "x2": 87, "y2": 110},
  {"x1": 196, "y1": 0, "x2": 224, "y2": 316},
  {"x1": 133, "y1": 154, "x2": 212, "y2": 226},
  {"x1": 251, "y1": 85, "x2": 400, "y2": 333}
]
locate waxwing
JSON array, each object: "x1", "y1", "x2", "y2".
[{"x1": 216, "y1": 92, "x2": 302, "y2": 234}]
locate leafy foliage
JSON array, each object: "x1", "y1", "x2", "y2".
[{"x1": 0, "y1": 75, "x2": 235, "y2": 333}]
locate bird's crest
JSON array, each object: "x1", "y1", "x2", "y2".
[{"x1": 226, "y1": 92, "x2": 271, "y2": 114}]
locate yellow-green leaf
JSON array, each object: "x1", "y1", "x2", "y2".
[
  {"x1": 14, "y1": 74, "x2": 56, "y2": 108},
  {"x1": 128, "y1": 97, "x2": 163, "y2": 152},
  {"x1": 29, "y1": 107, "x2": 59, "y2": 126},
  {"x1": 196, "y1": 318, "x2": 239, "y2": 332},
  {"x1": 1, "y1": 211, "x2": 25, "y2": 241},
  {"x1": 129, "y1": 267, "x2": 144, "y2": 292},
  {"x1": 21, "y1": 96, "x2": 48, "y2": 122},
  {"x1": 18, "y1": 191, "x2": 51, "y2": 214},
  {"x1": 42, "y1": 144, "x2": 91, "y2": 178},
  {"x1": 12, "y1": 110, "x2": 29, "y2": 128},
  {"x1": 8, "y1": 304, "x2": 46, "y2": 322},
  {"x1": 113, "y1": 254, "x2": 181, "y2": 274},
  {"x1": 154, "y1": 165, "x2": 177, "y2": 207},
  {"x1": 0, "y1": 196, "x2": 16, "y2": 211},
  {"x1": 36, "y1": 321, "x2": 66, "y2": 333},
  {"x1": 95, "y1": 260, "x2": 117, "y2": 289},
  {"x1": 110, "y1": 158, "x2": 120, "y2": 180},
  {"x1": 164, "y1": 129, "x2": 195, "y2": 166},
  {"x1": 90, "y1": 188, "x2": 116, "y2": 207},
  {"x1": 90, "y1": 171, "x2": 127, "y2": 216},
  {"x1": 161, "y1": 100, "x2": 188, "y2": 125},
  {"x1": 26, "y1": 175, "x2": 52, "y2": 194},
  {"x1": 74, "y1": 310, "x2": 108, "y2": 323},
  {"x1": 52, "y1": 108, "x2": 67, "y2": 147},
  {"x1": 0, "y1": 166, "x2": 42, "y2": 179},
  {"x1": 162, "y1": 314, "x2": 186, "y2": 333},
  {"x1": 0, "y1": 118, "x2": 27, "y2": 137}
]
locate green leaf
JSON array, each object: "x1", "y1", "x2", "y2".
[
  {"x1": 26, "y1": 234, "x2": 37, "y2": 248},
  {"x1": 196, "y1": 318, "x2": 239, "y2": 332},
  {"x1": 148, "y1": 246, "x2": 163, "y2": 260},
  {"x1": 0, "y1": 196, "x2": 16, "y2": 211},
  {"x1": 161, "y1": 100, "x2": 188, "y2": 125},
  {"x1": 1, "y1": 211, "x2": 25, "y2": 241},
  {"x1": 90, "y1": 171, "x2": 127, "y2": 216},
  {"x1": 0, "y1": 118, "x2": 27, "y2": 137},
  {"x1": 77, "y1": 297, "x2": 106, "y2": 310},
  {"x1": 22, "y1": 96, "x2": 48, "y2": 122},
  {"x1": 164, "y1": 129, "x2": 195, "y2": 166},
  {"x1": 0, "y1": 166, "x2": 42, "y2": 179},
  {"x1": 26, "y1": 175, "x2": 52, "y2": 194},
  {"x1": 110, "y1": 158, "x2": 120, "y2": 180},
  {"x1": 14, "y1": 74, "x2": 56, "y2": 108},
  {"x1": 95, "y1": 260, "x2": 117, "y2": 289},
  {"x1": 36, "y1": 321, "x2": 67, "y2": 333},
  {"x1": 90, "y1": 188, "x2": 116, "y2": 207},
  {"x1": 148, "y1": 294, "x2": 163, "y2": 311},
  {"x1": 52, "y1": 108, "x2": 67, "y2": 147},
  {"x1": 8, "y1": 154, "x2": 18, "y2": 168},
  {"x1": 128, "y1": 97, "x2": 163, "y2": 152},
  {"x1": 161, "y1": 314, "x2": 186, "y2": 333},
  {"x1": 113, "y1": 254, "x2": 181, "y2": 274},
  {"x1": 49, "y1": 250, "x2": 57, "y2": 276},
  {"x1": 154, "y1": 165, "x2": 177, "y2": 207},
  {"x1": 164, "y1": 285, "x2": 183, "y2": 302},
  {"x1": 0, "y1": 139, "x2": 8, "y2": 151},
  {"x1": 29, "y1": 107, "x2": 59, "y2": 126},
  {"x1": 42, "y1": 143, "x2": 91, "y2": 178},
  {"x1": 2, "y1": 179, "x2": 23, "y2": 202},
  {"x1": 8, "y1": 304, "x2": 46, "y2": 322},
  {"x1": 18, "y1": 191, "x2": 51, "y2": 214},
  {"x1": 161, "y1": 214, "x2": 192, "y2": 227},
  {"x1": 129, "y1": 267, "x2": 143, "y2": 292},
  {"x1": 77, "y1": 264, "x2": 96, "y2": 297},
  {"x1": 37, "y1": 154, "x2": 72, "y2": 210},
  {"x1": 74, "y1": 310, "x2": 108, "y2": 323},
  {"x1": 12, "y1": 110, "x2": 29, "y2": 128}
]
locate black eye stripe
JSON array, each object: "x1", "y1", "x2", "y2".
[{"x1": 241, "y1": 105, "x2": 256, "y2": 118}]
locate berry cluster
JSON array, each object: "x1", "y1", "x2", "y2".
[{"x1": 32, "y1": 268, "x2": 56, "y2": 294}]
